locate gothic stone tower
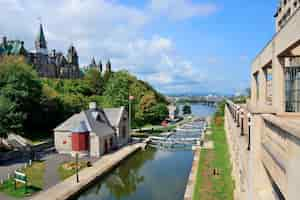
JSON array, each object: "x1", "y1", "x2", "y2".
[
  {"x1": 106, "y1": 60, "x2": 111, "y2": 73},
  {"x1": 67, "y1": 45, "x2": 79, "y2": 67}
]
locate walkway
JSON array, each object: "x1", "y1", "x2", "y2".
[
  {"x1": 43, "y1": 154, "x2": 72, "y2": 189},
  {"x1": 31, "y1": 143, "x2": 144, "y2": 200},
  {"x1": 0, "y1": 157, "x2": 29, "y2": 181}
]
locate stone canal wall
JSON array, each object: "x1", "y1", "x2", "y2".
[
  {"x1": 183, "y1": 149, "x2": 200, "y2": 200},
  {"x1": 30, "y1": 143, "x2": 144, "y2": 200},
  {"x1": 183, "y1": 117, "x2": 210, "y2": 200}
]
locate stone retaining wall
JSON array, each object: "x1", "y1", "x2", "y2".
[
  {"x1": 183, "y1": 149, "x2": 200, "y2": 200},
  {"x1": 30, "y1": 143, "x2": 143, "y2": 200}
]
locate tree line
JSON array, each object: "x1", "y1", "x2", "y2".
[{"x1": 0, "y1": 56, "x2": 169, "y2": 140}]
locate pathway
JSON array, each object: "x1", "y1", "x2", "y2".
[
  {"x1": 43, "y1": 154, "x2": 72, "y2": 189},
  {"x1": 31, "y1": 143, "x2": 143, "y2": 200}
]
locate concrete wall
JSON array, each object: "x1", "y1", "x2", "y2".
[
  {"x1": 54, "y1": 131, "x2": 72, "y2": 154},
  {"x1": 251, "y1": 7, "x2": 300, "y2": 115},
  {"x1": 227, "y1": 101, "x2": 300, "y2": 200},
  {"x1": 116, "y1": 114, "x2": 129, "y2": 146},
  {"x1": 89, "y1": 133, "x2": 100, "y2": 157},
  {"x1": 55, "y1": 132, "x2": 116, "y2": 158}
]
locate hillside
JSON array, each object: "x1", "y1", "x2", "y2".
[{"x1": 0, "y1": 56, "x2": 168, "y2": 139}]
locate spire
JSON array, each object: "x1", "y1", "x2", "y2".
[
  {"x1": 89, "y1": 57, "x2": 97, "y2": 69},
  {"x1": 106, "y1": 60, "x2": 111, "y2": 72},
  {"x1": 91, "y1": 57, "x2": 96, "y2": 66},
  {"x1": 98, "y1": 60, "x2": 103, "y2": 73},
  {"x1": 67, "y1": 44, "x2": 78, "y2": 66},
  {"x1": 35, "y1": 23, "x2": 47, "y2": 53}
]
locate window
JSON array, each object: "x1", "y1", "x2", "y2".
[
  {"x1": 254, "y1": 73, "x2": 260, "y2": 101},
  {"x1": 264, "y1": 67, "x2": 273, "y2": 105},
  {"x1": 122, "y1": 126, "x2": 127, "y2": 139},
  {"x1": 285, "y1": 67, "x2": 300, "y2": 112}
]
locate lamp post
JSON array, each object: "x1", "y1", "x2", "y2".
[
  {"x1": 129, "y1": 95, "x2": 134, "y2": 135},
  {"x1": 240, "y1": 109, "x2": 244, "y2": 136},
  {"x1": 75, "y1": 153, "x2": 79, "y2": 183},
  {"x1": 234, "y1": 106, "x2": 237, "y2": 122},
  {"x1": 247, "y1": 113, "x2": 252, "y2": 151},
  {"x1": 237, "y1": 106, "x2": 240, "y2": 128}
]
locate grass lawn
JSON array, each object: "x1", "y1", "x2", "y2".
[
  {"x1": 58, "y1": 161, "x2": 88, "y2": 180},
  {"x1": 193, "y1": 115, "x2": 234, "y2": 200},
  {"x1": 0, "y1": 161, "x2": 45, "y2": 198}
]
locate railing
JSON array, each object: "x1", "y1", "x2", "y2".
[{"x1": 225, "y1": 100, "x2": 300, "y2": 199}]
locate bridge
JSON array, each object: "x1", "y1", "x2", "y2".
[{"x1": 166, "y1": 96, "x2": 223, "y2": 107}]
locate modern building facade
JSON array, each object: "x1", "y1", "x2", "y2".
[{"x1": 225, "y1": 1, "x2": 300, "y2": 200}]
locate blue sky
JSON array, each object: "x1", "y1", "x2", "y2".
[{"x1": 0, "y1": 0, "x2": 277, "y2": 95}]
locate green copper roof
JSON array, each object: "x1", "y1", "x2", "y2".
[
  {"x1": 35, "y1": 24, "x2": 47, "y2": 49},
  {"x1": 0, "y1": 40, "x2": 27, "y2": 55}
]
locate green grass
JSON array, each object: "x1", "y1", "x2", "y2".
[
  {"x1": 193, "y1": 115, "x2": 234, "y2": 200},
  {"x1": 23, "y1": 161, "x2": 45, "y2": 189},
  {"x1": 58, "y1": 161, "x2": 87, "y2": 180},
  {"x1": 0, "y1": 161, "x2": 45, "y2": 198}
]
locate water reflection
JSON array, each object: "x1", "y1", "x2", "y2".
[
  {"x1": 76, "y1": 148, "x2": 193, "y2": 200},
  {"x1": 75, "y1": 104, "x2": 214, "y2": 200}
]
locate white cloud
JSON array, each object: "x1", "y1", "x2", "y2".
[
  {"x1": 0, "y1": 0, "x2": 222, "y2": 94},
  {"x1": 149, "y1": 0, "x2": 218, "y2": 21}
]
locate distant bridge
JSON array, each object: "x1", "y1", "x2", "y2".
[{"x1": 166, "y1": 96, "x2": 223, "y2": 107}]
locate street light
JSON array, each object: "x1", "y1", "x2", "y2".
[
  {"x1": 129, "y1": 95, "x2": 134, "y2": 135},
  {"x1": 234, "y1": 105, "x2": 237, "y2": 122},
  {"x1": 240, "y1": 109, "x2": 244, "y2": 136},
  {"x1": 237, "y1": 106, "x2": 240, "y2": 128},
  {"x1": 247, "y1": 113, "x2": 252, "y2": 151},
  {"x1": 75, "y1": 153, "x2": 79, "y2": 183}
]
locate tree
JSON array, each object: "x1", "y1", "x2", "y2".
[
  {"x1": 182, "y1": 104, "x2": 192, "y2": 115},
  {"x1": 148, "y1": 103, "x2": 169, "y2": 123},
  {"x1": 174, "y1": 105, "x2": 180, "y2": 117},
  {"x1": 0, "y1": 56, "x2": 43, "y2": 135},
  {"x1": 84, "y1": 68, "x2": 103, "y2": 95},
  {"x1": 0, "y1": 95, "x2": 23, "y2": 139},
  {"x1": 103, "y1": 71, "x2": 129, "y2": 108}
]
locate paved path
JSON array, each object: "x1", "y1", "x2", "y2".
[
  {"x1": 31, "y1": 143, "x2": 144, "y2": 200},
  {"x1": 0, "y1": 158, "x2": 28, "y2": 181},
  {"x1": 43, "y1": 154, "x2": 72, "y2": 189}
]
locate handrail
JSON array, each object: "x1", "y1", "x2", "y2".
[{"x1": 262, "y1": 114, "x2": 300, "y2": 141}]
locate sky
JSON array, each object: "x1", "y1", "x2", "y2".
[{"x1": 0, "y1": 0, "x2": 277, "y2": 95}]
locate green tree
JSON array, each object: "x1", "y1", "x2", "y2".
[
  {"x1": 0, "y1": 56, "x2": 43, "y2": 135},
  {"x1": 182, "y1": 104, "x2": 192, "y2": 115},
  {"x1": 103, "y1": 71, "x2": 129, "y2": 108},
  {"x1": 148, "y1": 103, "x2": 169, "y2": 123},
  {"x1": 174, "y1": 105, "x2": 180, "y2": 117},
  {"x1": 84, "y1": 69, "x2": 103, "y2": 95},
  {"x1": 0, "y1": 95, "x2": 23, "y2": 139}
]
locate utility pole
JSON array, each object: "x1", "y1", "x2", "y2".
[
  {"x1": 247, "y1": 113, "x2": 252, "y2": 151},
  {"x1": 129, "y1": 96, "x2": 134, "y2": 135},
  {"x1": 76, "y1": 153, "x2": 79, "y2": 183},
  {"x1": 240, "y1": 109, "x2": 244, "y2": 136}
]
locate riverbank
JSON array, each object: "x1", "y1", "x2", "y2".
[
  {"x1": 30, "y1": 143, "x2": 144, "y2": 200},
  {"x1": 192, "y1": 104, "x2": 234, "y2": 200}
]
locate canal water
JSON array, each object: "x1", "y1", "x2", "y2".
[{"x1": 75, "y1": 104, "x2": 215, "y2": 200}]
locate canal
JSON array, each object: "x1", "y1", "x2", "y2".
[{"x1": 74, "y1": 104, "x2": 215, "y2": 200}]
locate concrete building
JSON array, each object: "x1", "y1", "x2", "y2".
[
  {"x1": 104, "y1": 107, "x2": 129, "y2": 147},
  {"x1": 54, "y1": 103, "x2": 129, "y2": 157},
  {"x1": 225, "y1": 1, "x2": 300, "y2": 200}
]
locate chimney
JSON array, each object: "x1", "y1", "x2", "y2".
[{"x1": 89, "y1": 102, "x2": 97, "y2": 110}]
